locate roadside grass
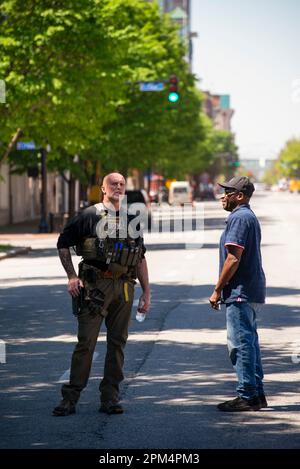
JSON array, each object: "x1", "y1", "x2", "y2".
[{"x1": 0, "y1": 244, "x2": 15, "y2": 252}]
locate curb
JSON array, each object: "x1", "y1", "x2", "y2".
[{"x1": 0, "y1": 246, "x2": 32, "y2": 261}]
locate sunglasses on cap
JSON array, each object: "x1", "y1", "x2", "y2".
[{"x1": 222, "y1": 188, "x2": 250, "y2": 197}]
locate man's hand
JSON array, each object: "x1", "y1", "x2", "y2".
[
  {"x1": 58, "y1": 248, "x2": 80, "y2": 296},
  {"x1": 209, "y1": 289, "x2": 221, "y2": 310},
  {"x1": 136, "y1": 257, "x2": 150, "y2": 314},
  {"x1": 68, "y1": 276, "x2": 84, "y2": 298},
  {"x1": 138, "y1": 290, "x2": 151, "y2": 314}
]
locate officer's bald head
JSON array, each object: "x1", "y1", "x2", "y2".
[
  {"x1": 102, "y1": 172, "x2": 125, "y2": 190},
  {"x1": 101, "y1": 173, "x2": 126, "y2": 207}
]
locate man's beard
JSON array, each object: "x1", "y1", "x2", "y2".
[{"x1": 224, "y1": 199, "x2": 238, "y2": 212}]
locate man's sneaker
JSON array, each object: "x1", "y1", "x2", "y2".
[
  {"x1": 259, "y1": 394, "x2": 268, "y2": 408},
  {"x1": 99, "y1": 401, "x2": 124, "y2": 415},
  {"x1": 217, "y1": 396, "x2": 261, "y2": 412},
  {"x1": 52, "y1": 399, "x2": 76, "y2": 416}
]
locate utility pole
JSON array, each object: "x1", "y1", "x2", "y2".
[
  {"x1": 0, "y1": 128, "x2": 24, "y2": 225},
  {"x1": 38, "y1": 147, "x2": 49, "y2": 233}
]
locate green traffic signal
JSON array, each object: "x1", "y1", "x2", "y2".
[{"x1": 168, "y1": 92, "x2": 179, "y2": 103}]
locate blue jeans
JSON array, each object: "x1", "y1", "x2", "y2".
[{"x1": 226, "y1": 302, "x2": 264, "y2": 400}]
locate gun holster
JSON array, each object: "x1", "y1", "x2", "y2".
[{"x1": 72, "y1": 286, "x2": 85, "y2": 316}]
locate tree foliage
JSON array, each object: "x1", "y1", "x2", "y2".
[
  {"x1": 0, "y1": 0, "x2": 236, "y2": 182},
  {"x1": 276, "y1": 139, "x2": 300, "y2": 178}
]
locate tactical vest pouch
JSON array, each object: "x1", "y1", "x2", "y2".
[
  {"x1": 76, "y1": 236, "x2": 144, "y2": 267},
  {"x1": 120, "y1": 245, "x2": 129, "y2": 266},
  {"x1": 126, "y1": 244, "x2": 135, "y2": 266},
  {"x1": 127, "y1": 237, "x2": 144, "y2": 267},
  {"x1": 120, "y1": 238, "x2": 140, "y2": 267},
  {"x1": 75, "y1": 238, "x2": 106, "y2": 261},
  {"x1": 111, "y1": 241, "x2": 122, "y2": 263}
]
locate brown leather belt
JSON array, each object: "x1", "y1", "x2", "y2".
[
  {"x1": 80, "y1": 262, "x2": 132, "y2": 280},
  {"x1": 99, "y1": 270, "x2": 127, "y2": 280}
]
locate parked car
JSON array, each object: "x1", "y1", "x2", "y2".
[
  {"x1": 168, "y1": 181, "x2": 193, "y2": 205},
  {"x1": 125, "y1": 189, "x2": 153, "y2": 231}
]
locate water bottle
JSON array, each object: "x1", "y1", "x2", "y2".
[
  {"x1": 136, "y1": 297, "x2": 147, "y2": 322},
  {"x1": 136, "y1": 311, "x2": 146, "y2": 322}
]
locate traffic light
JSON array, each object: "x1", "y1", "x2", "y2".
[
  {"x1": 168, "y1": 75, "x2": 179, "y2": 102},
  {"x1": 228, "y1": 160, "x2": 240, "y2": 167}
]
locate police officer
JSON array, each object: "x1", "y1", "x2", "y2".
[{"x1": 53, "y1": 173, "x2": 151, "y2": 416}]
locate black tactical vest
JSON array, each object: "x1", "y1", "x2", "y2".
[{"x1": 75, "y1": 203, "x2": 144, "y2": 268}]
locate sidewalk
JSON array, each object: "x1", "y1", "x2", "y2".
[
  {"x1": 0, "y1": 218, "x2": 59, "y2": 236},
  {"x1": 0, "y1": 245, "x2": 32, "y2": 261},
  {"x1": 0, "y1": 219, "x2": 58, "y2": 253}
]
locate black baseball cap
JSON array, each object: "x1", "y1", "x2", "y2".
[{"x1": 218, "y1": 176, "x2": 255, "y2": 197}]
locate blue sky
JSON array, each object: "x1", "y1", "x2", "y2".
[{"x1": 191, "y1": 0, "x2": 300, "y2": 159}]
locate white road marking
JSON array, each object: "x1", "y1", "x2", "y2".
[
  {"x1": 184, "y1": 253, "x2": 195, "y2": 260},
  {"x1": 164, "y1": 271, "x2": 179, "y2": 278},
  {"x1": 58, "y1": 352, "x2": 99, "y2": 383}
]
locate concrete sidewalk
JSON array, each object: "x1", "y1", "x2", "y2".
[
  {"x1": 0, "y1": 246, "x2": 31, "y2": 261},
  {"x1": 0, "y1": 219, "x2": 58, "y2": 253},
  {"x1": 0, "y1": 218, "x2": 48, "y2": 235}
]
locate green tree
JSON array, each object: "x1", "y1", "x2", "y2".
[
  {"x1": 262, "y1": 161, "x2": 279, "y2": 185},
  {"x1": 0, "y1": 0, "x2": 225, "y2": 196},
  {"x1": 0, "y1": 0, "x2": 121, "y2": 156},
  {"x1": 276, "y1": 139, "x2": 300, "y2": 178},
  {"x1": 0, "y1": 0, "x2": 193, "y2": 175}
]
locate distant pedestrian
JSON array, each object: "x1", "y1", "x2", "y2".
[{"x1": 209, "y1": 176, "x2": 267, "y2": 411}]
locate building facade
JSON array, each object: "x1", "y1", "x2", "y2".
[
  {"x1": 239, "y1": 158, "x2": 274, "y2": 181},
  {"x1": 0, "y1": 162, "x2": 76, "y2": 227},
  {"x1": 203, "y1": 91, "x2": 235, "y2": 132},
  {"x1": 147, "y1": 0, "x2": 193, "y2": 67}
]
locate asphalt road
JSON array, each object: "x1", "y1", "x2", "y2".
[{"x1": 0, "y1": 191, "x2": 300, "y2": 449}]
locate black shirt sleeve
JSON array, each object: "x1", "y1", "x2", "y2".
[{"x1": 57, "y1": 207, "x2": 98, "y2": 249}]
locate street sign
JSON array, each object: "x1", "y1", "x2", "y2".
[
  {"x1": 139, "y1": 82, "x2": 164, "y2": 92},
  {"x1": 16, "y1": 141, "x2": 36, "y2": 150}
]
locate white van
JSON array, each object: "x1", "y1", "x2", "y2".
[{"x1": 168, "y1": 181, "x2": 192, "y2": 205}]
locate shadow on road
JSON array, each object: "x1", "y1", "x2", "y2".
[{"x1": 1, "y1": 280, "x2": 300, "y2": 448}]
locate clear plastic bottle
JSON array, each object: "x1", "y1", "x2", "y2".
[{"x1": 136, "y1": 311, "x2": 146, "y2": 322}]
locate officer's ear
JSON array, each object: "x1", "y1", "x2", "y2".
[{"x1": 101, "y1": 186, "x2": 106, "y2": 195}]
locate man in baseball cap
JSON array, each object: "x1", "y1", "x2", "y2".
[
  {"x1": 209, "y1": 175, "x2": 267, "y2": 411},
  {"x1": 218, "y1": 176, "x2": 255, "y2": 197}
]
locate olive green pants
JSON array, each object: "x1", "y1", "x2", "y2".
[{"x1": 61, "y1": 264, "x2": 135, "y2": 404}]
